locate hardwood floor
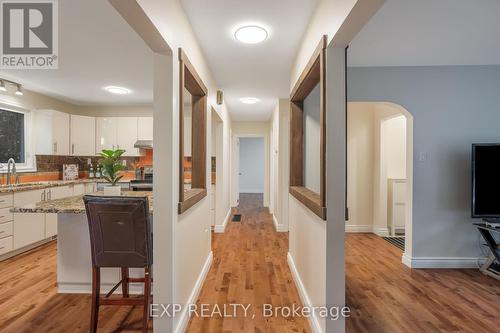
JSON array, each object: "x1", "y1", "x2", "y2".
[
  {"x1": 0, "y1": 241, "x2": 148, "y2": 332},
  {"x1": 186, "y1": 193, "x2": 311, "y2": 333},
  {"x1": 346, "y1": 233, "x2": 500, "y2": 333}
]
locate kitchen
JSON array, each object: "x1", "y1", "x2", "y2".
[{"x1": 0, "y1": 0, "x2": 156, "y2": 331}]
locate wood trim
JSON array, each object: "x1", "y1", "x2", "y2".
[
  {"x1": 178, "y1": 188, "x2": 207, "y2": 214},
  {"x1": 178, "y1": 48, "x2": 208, "y2": 214},
  {"x1": 291, "y1": 35, "x2": 327, "y2": 101},
  {"x1": 179, "y1": 49, "x2": 208, "y2": 95},
  {"x1": 289, "y1": 186, "x2": 326, "y2": 220},
  {"x1": 288, "y1": 36, "x2": 328, "y2": 220}
]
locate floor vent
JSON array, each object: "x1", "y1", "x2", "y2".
[
  {"x1": 383, "y1": 237, "x2": 405, "y2": 251},
  {"x1": 232, "y1": 214, "x2": 242, "y2": 222}
]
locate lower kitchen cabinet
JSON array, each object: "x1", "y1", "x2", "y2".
[
  {"x1": 0, "y1": 236, "x2": 13, "y2": 255},
  {"x1": 13, "y1": 213, "x2": 46, "y2": 249},
  {"x1": 45, "y1": 214, "x2": 58, "y2": 238}
]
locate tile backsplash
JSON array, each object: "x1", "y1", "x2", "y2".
[{"x1": 36, "y1": 155, "x2": 140, "y2": 173}]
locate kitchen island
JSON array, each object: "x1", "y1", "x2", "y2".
[{"x1": 12, "y1": 191, "x2": 153, "y2": 294}]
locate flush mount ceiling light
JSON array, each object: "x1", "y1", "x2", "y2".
[
  {"x1": 234, "y1": 25, "x2": 268, "y2": 44},
  {"x1": 104, "y1": 86, "x2": 131, "y2": 95},
  {"x1": 15, "y1": 84, "x2": 23, "y2": 96},
  {"x1": 240, "y1": 97, "x2": 260, "y2": 104}
]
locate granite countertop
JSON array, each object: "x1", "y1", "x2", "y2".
[
  {"x1": 0, "y1": 178, "x2": 131, "y2": 193},
  {"x1": 11, "y1": 191, "x2": 153, "y2": 214}
]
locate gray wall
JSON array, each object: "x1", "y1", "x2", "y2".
[{"x1": 348, "y1": 65, "x2": 500, "y2": 258}]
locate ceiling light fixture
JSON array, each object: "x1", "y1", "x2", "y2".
[
  {"x1": 0, "y1": 80, "x2": 6, "y2": 92},
  {"x1": 240, "y1": 97, "x2": 260, "y2": 104},
  {"x1": 15, "y1": 84, "x2": 23, "y2": 96},
  {"x1": 234, "y1": 25, "x2": 268, "y2": 44},
  {"x1": 104, "y1": 86, "x2": 131, "y2": 95}
]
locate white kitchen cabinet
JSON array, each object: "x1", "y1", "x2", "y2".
[
  {"x1": 13, "y1": 213, "x2": 45, "y2": 249},
  {"x1": 0, "y1": 207, "x2": 13, "y2": 224},
  {"x1": 45, "y1": 214, "x2": 57, "y2": 238},
  {"x1": 73, "y1": 184, "x2": 85, "y2": 196},
  {"x1": 138, "y1": 117, "x2": 153, "y2": 141},
  {"x1": 71, "y1": 115, "x2": 96, "y2": 156},
  {"x1": 95, "y1": 117, "x2": 118, "y2": 152},
  {"x1": 96, "y1": 117, "x2": 140, "y2": 156},
  {"x1": 46, "y1": 185, "x2": 73, "y2": 200},
  {"x1": 0, "y1": 236, "x2": 13, "y2": 255},
  {"x1": 34, "y1": 110, "x2": 70, "y2": 155},
  {"x1": 85, "y1": 183, "x2": 97, "y2": 194},
  {"x1": 116, "y1": 117, "x2": 139, "y2": 156},
  {"x1": 0, "y1": 193, "x2": 13, "y2": 209},
  {"x1": 14, "y1": 189, "x2": 45, "y2": 206}
]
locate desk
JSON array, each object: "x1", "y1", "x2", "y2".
[{"x1": 474, "y1": 222, "x2": 500, "y2": 280}]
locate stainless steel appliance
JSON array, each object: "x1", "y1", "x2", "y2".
[{"x1": 130, "y1": 166, "x2": 153, "y2": 191}]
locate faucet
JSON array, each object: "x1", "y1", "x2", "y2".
[{"x1": 6, "y1": 158, "x2": 19, "y2": 186}]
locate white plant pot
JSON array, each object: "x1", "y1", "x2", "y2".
[{"x1": 103, "y1": 185, "x2": 121, "y2": 196}]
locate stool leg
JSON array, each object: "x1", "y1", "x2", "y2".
[
  {"x1": 142, "y1": 267, "x2": 151, "y2": 333},
  {"x1": 90, "y1": 267, "x2": 100, "y2": 333},
  {"x1": 121, "y1": 267, "x2": 129, "y2": 298}
]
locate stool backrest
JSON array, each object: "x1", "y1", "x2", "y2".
[{"x1": 83, "y1": 195, "x2": 152, "y2": 268}]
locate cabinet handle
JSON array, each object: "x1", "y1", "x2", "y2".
[
  {"x1": 53, "y1": 142, "x2": 58, "y2": 154},
  {"x1": 72, "y1": 144, "x2": 75, "y2": 155},
  {"x1": 41, "y1": 192, "x2": 44, "y2": 201},
  {"x1": 47, "y1": 190, "x2": 51, "y2": 200}
]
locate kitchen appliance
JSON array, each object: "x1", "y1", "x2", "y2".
[{"x1": 130, "y1": 166, "x2": 153, "y2": 191}]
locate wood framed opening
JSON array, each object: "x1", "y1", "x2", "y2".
[
  {"x1": 289, "y1": 35, "x2": 327, "y2": 220},
  {"x1": 178, "y1": 48, "x2": 208, "y2": 214}
]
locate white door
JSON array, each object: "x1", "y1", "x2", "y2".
[
  {"x1": 52, "y1": 111, "x2": 70, "y2": 155},
  {"x1": 71, "y1": 115, "x2": 96, "y2": 156},
  {"x1": 95, "y1": 117, "x2": 117, "y2": 153},
  {"x1": 232, "y1": 136, "x2": 240, "y2": 206},
  {"x1": 116, "y1": 117, "x2": 139, "y2": 156},
  {"x1": 138, "y1": 117, "x2": 154, "y2": 141}
]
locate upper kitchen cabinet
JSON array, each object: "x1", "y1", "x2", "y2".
[
  {"x1": 116, "y1": 117, "x2": 139, "y2": 156},
  {"x1": 138, "y1": 117, "x2": 153, "y2": 141},
  {"x1": 70, "y1": 115, "x2": 96, "y2": 156},
  {"x1": 96, "y1": 117, "x2": 140, "y2": 156},
  {"x1": 33, "y1": 110, "x2": 70, "y2": 155}
]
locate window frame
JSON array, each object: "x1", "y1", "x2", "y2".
[
  {"x1": 178, "y1": 48, "x2": 208, "y2": 214},
  {"x1": 0, "y1": 103, "x2": 36, "y2": 173},
  {"x1": 289, "y1": 35, "x2": 327, "y2": 220}
]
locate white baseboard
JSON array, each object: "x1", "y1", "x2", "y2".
[
  {"x1": 345, "y1": 224, "x2": 372, "y2": 233},
  {"x1": 287, "y1": 253, "x2": 323, "y2": 333},
  {"x1": 214, "y1": 209, "x2": 231, "y2": 233},
  {"x1": 273, "y1": 214, "x2": 287, "y2": 232},
  {"x1": 175, "y1": 251, "x2": 213, "y2": 333},
  {"x1": 401, "y1": 253, "x2": 486, "y2": 269},
  {"x1": 372, "y1": 227, "x2": 390, "y2": 237}
]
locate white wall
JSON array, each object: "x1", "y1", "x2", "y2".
[
  {"x1": 303, "y1": 83, "x2": 321, "y2": 193},
  {"x1": 239, "y1": 138, "x2": 265, "y2": 193},
  {"x1": 382, "y1": 115, "x2": 406, "y2": 179},
  {"x1": 127, "y1": 1, "x2": 233, "y2": 331}
]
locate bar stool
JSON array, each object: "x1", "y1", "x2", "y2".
[{"x1": 83, "y1": 195, "x2": 153, "y2": 333}]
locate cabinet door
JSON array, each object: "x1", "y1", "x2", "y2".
[
  {"x1": 14, "y1": 189, "x2": 45, "y2": 206},
  {"x1": 45, "y1": 214, "x2": 57, "y2": 238},
  {"x1": 52, "y1": 111, "x2": 70, "y2": 155},
  {"x1": 84, "y1": 183, "x2": 96, "y2": 194},
  {"x1": 116, "y1": 117, "x2": 139, "y2": 156},
  {"x1": 138, "y1": 117, "x2": 153, "y2": 141},
  {"x1": 71, "y1": 115, "x2": 96, "y2": 156},
  {"x1": 47, "y1": 186, "x2": 73, "y2": 200},
  {"x1": 95, "y1": 117, "x2": 118, "y2": 153},
  {"x1": 13, "y1": 213, "x2": 45, "y2": 249},
  {"x1": 72, "y1": 184, "x2": 85, "y2": 196}
]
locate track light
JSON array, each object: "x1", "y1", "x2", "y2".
[
  {"x1": 15, "y1": 84, "x2": 23, "y2": 96},
  {"x1": 0, "y1": 80, "x2": 6, "y2": 92}
]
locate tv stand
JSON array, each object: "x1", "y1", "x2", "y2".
[{"x1": 474, "y1": 222, "x2": 500, "y2": 280}]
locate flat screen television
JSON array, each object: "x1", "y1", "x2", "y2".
[{"x1": 472, "y1": 144, "x2": 500, "y2": 219}]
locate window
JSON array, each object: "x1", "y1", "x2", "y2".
[
  {"x1": 289, "y1": 36, "x2": 327, "y2": 220},
  {"x1": 0, "y1": 106, "x2": 35, "y2": 172},
  {"x1": 178, "y1": 48, "x2": 208, "y2": 214}
]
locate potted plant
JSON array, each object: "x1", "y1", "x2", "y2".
[{"x1": 98, "y1": 149, "x2": 126, "y2": 196}]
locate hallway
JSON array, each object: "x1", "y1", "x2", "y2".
[{"x1": 186, "y1": 194, "x2": 311, "y2": 332}]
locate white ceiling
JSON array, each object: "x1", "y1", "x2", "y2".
[
  {"x1": 0, "y1": 0, "x2": 153, "y2": 106},
  {"x1": 181, "y1": 0, "x2": 318, "y2": 121},
  {"x1": 348, "y1": 0, "x2": 500, "y2": 67}
]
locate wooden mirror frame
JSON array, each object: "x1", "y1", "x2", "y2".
[
  {"x1": 289, "y1": 35, "x2": 327, "y2": 220},
  {"x1": 178, "y1": 48, "x2": 208, "y2": 214}
]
